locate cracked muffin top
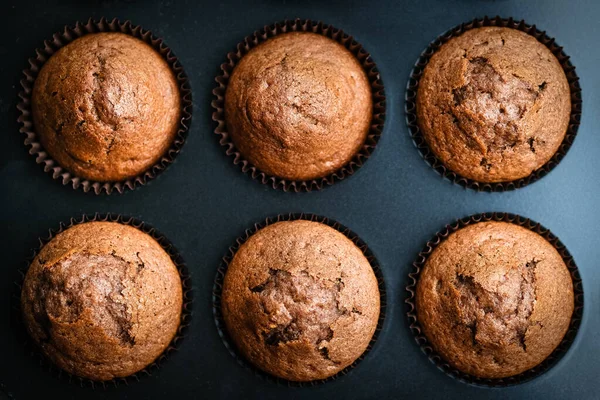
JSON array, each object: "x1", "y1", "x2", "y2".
[
  {"x1": 224, "y1": 32, "x2": 372, "y2": 181},
  {"x1": 31, "y1": 32, "x2": 181, "y2": 182},
  {"x1": 21, "y1": 221, "x2": 183, "y2": 381},
  {"x1": 416, "y1": 221, "x2": 574, "y2": 379},
  {"x1": 416, "y1": 27, "x2": 571, "y2": 183},
  {"x1": 221, "y1": 220, "x2": 380, "y2": 381}
]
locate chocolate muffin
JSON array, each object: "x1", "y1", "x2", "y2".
[
  {"x1": 31, "y1": 32, "x2": 181, "y2": 182},
  {"x1": 416, "y1": 221, "x2": 574, "y2": 379},
  {"x1": 21, "y1": 221, "x2": 183, "y2": 381},
  {"x1": 416, "y1": 27, "x2": 571, "y2": 183},
  {"x1": 224, "y1": 32, "x2": 372, "y2": 181},
  {"x1": 221, "y1": 220, "x2": 380, "y2": 381}
]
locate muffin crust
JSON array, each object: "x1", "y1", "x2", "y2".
[
  {"x1": 21, "y1": 222, "x2": 183, "y2": 381},
  {"x1": 416, "y1": 27, "x2": 571, "y2": 182},
  {"x1": 32, "y1": 32, "x2": 181, "y2": 182},
  {"x1": 225, "y1": 32, "x2": 372, "y2": 181},
  {"x1": 416, "y1": 221, "x2": 574, "y2": 379},
  {"x1": 221, "y1": 220, "x2": 380, "y2": 381}
]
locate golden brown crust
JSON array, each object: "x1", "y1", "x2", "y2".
[
  {"x1": 224, "y1": 32, "x2": 372, "y2": 181},
  {"x1": 21, "y1": 222, "x2": 183, "y2": 381},
  {"x1": 221, "y1": 220, "x2": 380, "y2": 381},
  {"x1": 416, "y1": 27, "x2": 571, "y2": 183},
  {"x1": 416, "y1": 221, "x2": 574, "y2": 379},
  {"x1": 31, "y1": 32, "x2": 181, "y2": 182}
]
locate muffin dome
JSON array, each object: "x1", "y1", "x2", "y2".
[
  {"x1": 21, "y1": 221, "x2": 183, "y2": 381},
  {"x1": 221, "y1": 220, "x2": 380, "y2": 381},
  {"x1": 416, "y1": 27, "x2": 571, "y2": 183},
  {"x1": 416, "y1": 221, "x2": 574, "y2": 379},
  {"x1": 224, "y1": 32, "x2": 372, "y2": 181},
  {"x1": 31, "y1": 32, "x2": 181, "y2": 182}
]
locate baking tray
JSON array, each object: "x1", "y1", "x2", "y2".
[{"x1": 0, "y1": 0, "x2": 598, "y2": 399}]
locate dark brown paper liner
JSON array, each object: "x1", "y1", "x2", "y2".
[
  {"x1": 405, "y1": 16, "x2": 582, "y2": 192},
  {"x1": 405, "y1": 212, "x2": 584, "y2": 387},
  {"x1": 212, "y1": 213, "x2": 387, "y2": 386},
  {"x1": 17, "y1": 18, "x2": 193, "y2": 195},
  {"x1": 212, "y1": 19, "x2": 386, "y2": 192},
  {"x1": 11, "y1": 214, "x2": 193, "y2": 389}
]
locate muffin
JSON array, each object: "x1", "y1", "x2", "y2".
[
  {"x1": 416, "y1": 27, "x2": 571, "y2": 183},
  {"x1": 31, "y1": 32, "x2": 181, "y2": 182},
  {"x1": 221, "y1": 220, "x2": 380, "y2": 381},
  {"x1": 416, "y1": 221, "x2": 574, "y2": 379},
  {"x1": 224, "y1": 32, "x2": 372, "y2": 181},
  {"x1": 21, "y1": 221, "x2": 183, "y2": 381}
]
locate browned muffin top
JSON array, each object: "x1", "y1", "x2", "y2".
[
  {"x1": 224, "y1": 32, "x2": 372, "y2": 181},
  {"x1": 21, "y1": 222, "x2": 183, "y2": 381},
  {"x1": 416, "y1": 221, "x2": 574, "y2": 379},
  {"x1": 221, "y1": 220, "x2": 380, "y2": 381},
  {"x1": 416, "y1": 27, "x2": 571, "y2": 183},
  {"x1": 32, "y1": 32, "x2": 181, "y2": 182}
]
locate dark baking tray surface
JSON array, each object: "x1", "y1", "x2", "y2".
[{"x1": 1, "y1": 0, "x2": 598, "y2": 399}]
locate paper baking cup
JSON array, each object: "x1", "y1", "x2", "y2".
[
  {"x1": 212, "y1": 19, "x2": 386, "y2": 192},
  {"x1": 11, "y1": 213, "x2": 193, "y2": 389},
  {"x1": 212, "y1": 213, "x2": 387, "y2": 386},
  {"x1": 405, "y1": 212, "x2": 584, "y2": 386},
  {"x1": 17, "y1": 18, "x2": 193, "y2": 195},
  {"x1": 405, "y1": 16, "x2": 582, "y2": 191}
]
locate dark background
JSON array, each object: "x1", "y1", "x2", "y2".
[{"x1": 0, "y1": 0, "x2": 598, "y2": 399}]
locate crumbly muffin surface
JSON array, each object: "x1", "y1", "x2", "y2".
[
  {"x1": 416, "y1": 221, "x2": 574, "y2": 379},
  {"x1": 222, "y1": 220, "x2": 380, "y2": 381},
  {"x1": 21, "y1": 222, "x2": 183, "y2": 381},
  {"x1": 417, "y1": 27, "x2": 571, "y2": 182},
  {"x1": 32, "y1": 32, "x2": 181, "y2": 182},
  {"x1": 225, "y1": 32, "x2": 372, "y2": 181}
]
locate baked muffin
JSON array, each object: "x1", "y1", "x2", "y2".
[
  {"x1": 21, "y1": 221, "x2": 183, "y2": 381},
  {"x1": 221, "y1": 220, "x2": 380, "y2": 381},
  {"x1": 31, "y1": 32, "x2": 181, "y2": 182},
  {"x1": 416, "y1": 221, "x2": 574, "y2": 379},
  {"x1": 416, "y1": 27, "x2": 571, "y2": 183},
  {"x1": 224, "y1": 32, "x2": 372, "y2": 181}
]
